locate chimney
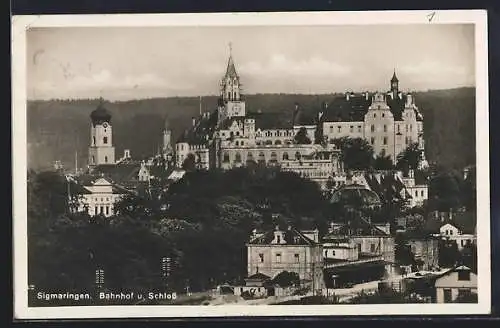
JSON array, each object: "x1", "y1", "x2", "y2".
[
  {"x1": 124, "y1": 149, "x2": 130, "y2": 159},
  {"x1": 365, "y1": 92, "x2": 369, "y2": 101},
  {"x1": 346, "y1": 93, "x2": 350, "y2": 101},
  {"x1": 318, "y1": 111, "x2": 324, "y2": 121},
  {"x1": 192, "y1": 117, "x2": 197, "y2": 127},
  {"x1": 449, "y1": 209, "x2": 453, "y2": 221}
]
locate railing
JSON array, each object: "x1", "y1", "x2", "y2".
[{"x1": 324, "y1": 255, "x2": 384, "y2": 269}]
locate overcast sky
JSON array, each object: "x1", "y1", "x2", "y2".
[{"x1": 27, "y1": 24, "x2": 475, "y2": 101}]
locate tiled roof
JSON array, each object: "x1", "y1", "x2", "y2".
[
  {"x1": 246, "y1": 272, "x2": 271, "y2": 280},
  {"x1": 177, "y1": 111, "x2": 217, "y2": 144},
  {"x1": 363, "y1": 172, "x2": 409, "y2": 203},
  {"x1": 248, "y1": 227, "x2": 318, "y2": 246},
  {"x1": 91, "y1": 163, "x2": 142, "y2": 184},
  {"x1": 324, "y1": 217, "x2": 388, "y2": 238},
  {"x1": 249, "y1": 111, "x2": 293, "y2": 130},
  {"x1": 321, "y1": 93, "x2": 422, "y2": 123},
  {"x1": 293, "y1": 108, "x2": 317, "y2": 126},
  {"x1": 330, "y1": 183, "x2": 381, "y2": 207}
]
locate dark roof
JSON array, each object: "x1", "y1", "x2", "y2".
[
  {"x1": 89, "y1": 162, "x2": 144, "y2": 189},
  {"x1": 68, "y1": 179, "x2": 92, "y2": 195},
  {"x1": 225, "y1": 54, "x2": 239, "y2": 79},
  {"x1": 391, "y1": 70, "x2": 399, "y2": 83},
  {"x1": 248, "y1": 227, "x2": 318, "y2": 246},
  {"x1": 321, "y1": 93, "x2": 422, "y2": 123},
  {"x1": 248, "y1": 111, "x2": 293, "y2": 130},
  {"x1": 324, "y1": 217, "x2": 389, "y2": 238},
  {"x1": 177, "y1": 111, "x2": 217, "y2": 144},
  {"x1": 293, "y1": 108, "x2": 317, "y2": 126},
  {"x1": 90, "y1": 99, "x2": 111, "y2": 124},
  {"x1": 246, "y1": 272, "x2": 271, "y2": 281},
  {"x1": 330, "y1": 183, "x2": 381, "y2": 207},
  {"x1": 363, "y1": 172, "x2": 410, "y2": 203}
]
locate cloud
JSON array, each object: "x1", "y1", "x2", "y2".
[
  {"x1": 239, "y1": 54, "x2": 351, "y2": 78},
  {"x1": 400, "y1": 61, "x2": 473, "y2": 88},
  {"x1": 32, "y1": 70, "x2": 196, "y2": 99}
]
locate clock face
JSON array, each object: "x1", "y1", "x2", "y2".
[{"x1": 102, "y1": 122, "x2": 108, "y2": 128}]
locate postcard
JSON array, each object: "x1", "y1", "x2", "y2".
[{"x1": 12, "y1": 10, "x2": 490, "y2": 319}]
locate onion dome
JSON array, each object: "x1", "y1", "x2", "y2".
[
  {"x1": 90, "y1": 99, "x2": 111, "y2": 125},
  {"x1": 330, "y1": 183, "x2": 381, "y2": 208}
]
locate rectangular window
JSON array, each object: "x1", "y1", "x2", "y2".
[
  {"x1": 276, "y1": 253, "x2": 282, "y2": 263},
  {"x1": 371, "y1": 125, "x2": 375, "y2": 132},
  {"x1": 105, "y1": 206, "x2": 109, "y2": 216},
  {"x1": 370, "y1": 244, "x2": 375, "y2": 252},
  {"x1": 100, "y1": 206, "x2": 104, "y2": 214},
  {"x1": 350, "y1": 126, "x2": 353, "y2": 133},
  {"x1": 331, "y1": 250, "x2": 336, "y2": 256},
  {"x1": 383, "y1": 137, "x2": 388, "y2": 145},
  {"x1": 294, "y1": 254, "x2": 300, "y2": 263},
  {"x1": 338, "y1": 126, "x2": 341, "y2": 133},
  {"x1": 371, "y1": 137, "x2": 375, "y2": 145},
  {"x1": 94, "y1": 206, "x2": 98, "y2": 215},
  {"x1": 458, "y1": 270, "x2": 471, "y2": 281},
  {"x1": 259, "y1": 253, "x2": 264, "y2": 263},
  {"x1": 384, "y1": 125, "x2": 387, "y2": 132},
  {"x1": 458, "y1": 289, "x2": 471, "y2": 299},
  {"x1": 406, "y1": 125, "x2": 409, "y2": 132},
  {"x1": 330, "y1": 126, "x2": 333, "y2": 132},
  {"x1": 443, "y1": 289, "x2": 452, "y2": 303},
  {"x1": 397, "y1": 125, "x2": 400, "y2": 133},
  {"x1": 358, "y1": 125, "x2": 362, "y2": 132}
]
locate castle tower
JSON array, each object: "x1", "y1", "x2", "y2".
[
  {"x1": 162, "y1": 116, "x2": 174, "y2": 164},
  {"x1": 88, "y1": 98, "x2": 115, "y2": 167},
  {"x1": 217, "y1": 42, "x2": 246, "y2": 125},
  {"x1": 390, "y1": 69, "x2": 399, "y2": 99}
]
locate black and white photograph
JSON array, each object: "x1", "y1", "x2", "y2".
[{"x1": 12, "y1": 10, "x2": 490, "y2": 319}]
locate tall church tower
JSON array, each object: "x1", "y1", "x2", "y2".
[
  {"x1": 88, "y1": 98, "x2": 115, "y2": 167},
  {"x1": 390, "y1": 69, "x2": 399, "y2": 99},
  {"x1": 217, "y1": 42, "x2": 246, "y2": 125}
]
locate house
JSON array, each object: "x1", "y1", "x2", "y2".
[
  {"x1": 322, "y1": 219, "x2": 396, "y2": 288},
  {"x1": 246, "y1": 225, "x2": 325, "y2": 292},
  {"x1": 434, "y1": 265, "x2": 477, "y2": 303},
  {"x1": 427, "y1": 211, "x2": 477, "y2": 251},
  {"x1": 68, "y1": 176, "x2": 129, "y2": 217},
  {"x1": 405, "y1": 236, "x2": 440, "y2": 271}
]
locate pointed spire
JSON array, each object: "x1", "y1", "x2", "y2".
[
  {"x1": 391, "y1": 68, "x2": 399, "y2": 83},
  {"x1": 225, "y1": 41, "x2": 238, "y2": 79}
]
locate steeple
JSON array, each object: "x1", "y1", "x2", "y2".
[
  {"x1": 390, "y1": 69, "x2": 399, "y2": 97},
  {"x1": 391, "y1": 69, "x2": 399, "y2": 83},
  {"x1": 224, "y1": 42, "x2": 239, "y2": 80}
]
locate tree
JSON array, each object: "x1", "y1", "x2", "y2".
[
  {"x1": 294, "y1": 127, "x2": 311, "y2": 144},
  {"x1": 271, "y1": 271, "x2": 300, "y2": 287},
  {"x1": 332, "y1": 137, "x2": 374, "y2": 171},
  {"x1": 373, "y1": 154, "x2": 394, "y2": 170},
  {"x1": 461, "y1": 166, "x2": 476, "y2": 211},
  {"x1": 396, "y1": 142, "x2": 422, "y2": 172},
  {"x1": 428, "y1": 170, "x2": 463, "y2": 211},
  {"x1": 182, "y1": 153, "x2": 196, "y2": 171}
]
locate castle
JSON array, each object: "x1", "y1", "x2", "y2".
[{"x1": 166, "y1": 46, "x2": 427, "y2": 190}]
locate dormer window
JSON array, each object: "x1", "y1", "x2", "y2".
[
  {"x1": 276, "y1": 253, "x2": 282, "y2": 263},
  {"x1": 277, "y1": 235, "x2": 281, "y2": 243}
]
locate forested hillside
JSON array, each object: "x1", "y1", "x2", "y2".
[{"x1": 27, "y1": 87, "x2": 475, "y2": 171}]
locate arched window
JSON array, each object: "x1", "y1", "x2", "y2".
[
  {"x1": 295, "y1": 152, "x2": 301, "y2": 160},
  {"x1": 235, "y1": 141, "x2": 239, "y2": 146},
  {"x1": 270, "y1": 152, "x2": 278, "y2": 163},
  {"x1": 223, "y1": 152, "x2": 230, "y2": 163},
  {"x1": 258, "y1": 152, "x2": 266, "y2": 164},
  {"x1": 235, "y1": 152, "x2": 242, "y2": 163},
  {"x1": 103, "y1": 136, "x2": 108, "y2": 144},
  {"x1": 104, "y1": 156, "x2": 108, "y2": 163},
  {"x1": 265, "y1": 140, "x2": 273, "y2": 145},
  {"x1": 247, "y1": 152, "x2": 254, "y2": 161},
  {"x1": 275, "y1": 140, "x2": 282, "y2": 145},
  {"x1": 283, "y1": 152, "x2": 289, "y2": 160},
  {"x1": 93, "y1": 136, "x2": 96, "y2": 145}
]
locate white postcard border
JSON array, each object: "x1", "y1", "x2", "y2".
[{"x1": 12, "y1": 10, "x2": 490, "y2": 319}]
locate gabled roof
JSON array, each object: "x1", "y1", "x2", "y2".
[
  {"x1": 324, "y1": 217, "x2": 389, "y2": 238},
  {"x1": 248, "y1": 227, "x2": 318, "y2": 246},
  {"x1": 92, "y1": 162, "x2": 142, "y2": 185}
]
